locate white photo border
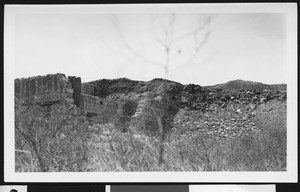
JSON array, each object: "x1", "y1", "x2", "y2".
[{"x1": 4, "y1": 3, "x2": 298, "y2": 182}]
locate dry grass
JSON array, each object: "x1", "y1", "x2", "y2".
[
  {"x1": 15, "y1": 99, "x2": 286, "y2": 172},
  {"x1": 15, "y1": 102, "x2": 91, "y2": 172}
]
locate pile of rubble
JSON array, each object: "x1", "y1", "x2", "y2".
[
  {"x1": 181, "y1": 85, "x2": 286, "y2": 111},
  {"x1": 174, "y1": 85, "x2": 286, "y2": 140}
]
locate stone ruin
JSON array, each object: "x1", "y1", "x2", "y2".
[{"x1": 14, "y1": 73, "x2": 104, "y2": 116}]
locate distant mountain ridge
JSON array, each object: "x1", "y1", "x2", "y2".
[{"x1": 205, "y1": 79, "x2": 286, "y2": 91}]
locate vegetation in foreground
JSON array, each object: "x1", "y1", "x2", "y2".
[{"x1": 15, "y1": 96, "x2": 286, "y2": 172}]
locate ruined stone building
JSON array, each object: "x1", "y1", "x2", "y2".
[{"x1": 14, "y1": 73, "x2": 104, "y2": 116}]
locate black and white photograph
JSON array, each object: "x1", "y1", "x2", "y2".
[{"x1": 4, "y1": 3, "x2": 297, "y2": 182}]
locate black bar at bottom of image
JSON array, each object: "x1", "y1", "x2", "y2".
[
  {"x1": 28, "y1": 185, "x2": 105, "y2": 192},
  {"x1": 111, "y1": 185, "x2": 189, "y2": 192}
]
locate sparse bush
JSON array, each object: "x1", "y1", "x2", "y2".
[
  {"x1": 86, "y1": 129, "x2": 163, "y2": 171},
  {"x1": 112, "y1": 100, "x2": 138, "y2": 132},
  {"x1": 122, "y1": 100, "x2": 138, "y2": 117},
  {"x1": 254, "y1": 105, "x2": 287, "y2": 171},
  {"x1": 225, "y1": 132, "x2": 266, "y2": 171},
  {"x1": 222, "y1": 102, "x2": 286, "y2": 171},
  {"x1": 94, "y1": 101, "x2": 119, "y2": 124},
  {"x1": 15, "y1": 101, "x2": 90, "y2": 172},
  {"x1": 15, "y1": 96, "x2": 286, "y2": 172},
  {"x1": 165, "y1": 131, "x2": 229, "y2": 171}
]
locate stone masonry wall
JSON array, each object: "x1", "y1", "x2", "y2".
[
  {"x1": 15, "y1": 73, "x2": 103, "y2": 116},
  {"x1": 68, "y1": 76, "x2": 82, "y2": 108},
  {"x1": 82, "y1": 83, "x2": 95, "y2": 96},
  {"x1": 14, "y1": 74, "x2": 74, "y2": 105},
  {"x1": 80, "y1": 93, "x2": 103, "y2": 115}
]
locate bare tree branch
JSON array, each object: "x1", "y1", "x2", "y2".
[
  {"x1": 169, "y1": 31, "x2": 210, "y2": 73},
  {"x1": 110, "y1": 14, "x2": 213, "y2": 78},
  {"x1": 110, "y1": 15, "x2": 164, "y2": 68},
  {"x1": 151, "y1": 15, "x2": 168, "y2": 49},
  {"x1": 173, "y1": 16, "x2": 211, "y2": 43},
  {"x1": 155, "y1": 14, "x2": 169, "y2": 39},
  {"x1": 168, "y1": 16, "x2": 212, "y2": 73}
]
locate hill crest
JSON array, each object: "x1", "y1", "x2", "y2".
[{"x1": 205, "y1": 79, "x2": 286, "y2": 91}]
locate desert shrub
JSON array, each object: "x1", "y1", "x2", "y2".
[
  {"x1": 86, "y1": 128, "x2": 164, "y2": 171},
  {"x1": 15, "y1": 97, "x2": 286, "y2": 172},
  {"x1": 86, "y1": 127, "x2": 203, "y2": 172},
  {"x1": 15, "y1": 101, "x2": 90, "y2": 172},
  {"x1": 166, "y1": 130, "x2": 270, "y2": 171},
  {"x1": 135, "y1": 94, "x2": 177, "y2": 138},
  {"x1": 131, "y1": 92, "x2": 181, "y2": 166},
  {"x1": 112, "y1": 100, "x2": 138, "y2": 132},
  {"x1": 109, "y1": 131, "x2": 159, "y2": 171},
  {"x1": 254, "y1": 105, "x2": 287, "y2": 171},
  {"x1": 225, "y1": 129, "x2": 286, "y2": 171},
  {"x1": 167, "y1": 131, "x2": 229, "y2": 171},
  {"x1": 94, "y1": 100, "x2": 119, "y2": 124},
  {"x1": 224, "y1": 102, "x2": 286, "y2": 171},
  {"x1": 112, "y1": 112, "x2": 131, "y2": 132},
  {"x1": 225, "y1": 132, "x2": 266, "y2": 171},
  {"x1": 121, "y1": 100, "x2": 138, "y2": 117}
]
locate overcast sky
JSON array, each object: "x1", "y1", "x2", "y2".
[{"x1": 11, "y1": 6, "x2": 288, "y2": 85}]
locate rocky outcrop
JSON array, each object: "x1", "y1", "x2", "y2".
[
  {"x1": 173, "y1": 99, "x2": 286, "y2": 142},
  {"x1": 181, "y1": 86, "x2": 286, "y2": 111}
]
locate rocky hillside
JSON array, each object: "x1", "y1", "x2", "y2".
[
  {"x1": 83, "y1": 78, "x2": 286, "y2": 140},
  {"x1": 84, "y1": 78, "x2": 286, "y2": 171},
  {"x1": 16, "y1": 76, "x2": 287, "y2": 172}
]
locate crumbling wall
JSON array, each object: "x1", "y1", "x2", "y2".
[
  {"x1": 80, "y1": 93, "x2": 103, "y2": 115},
  {"x1": 14, "y1": 74, "x2": 74, "y2": 105},
  {"x1": 68, "y1": 76, "x2": 82, "y2": 107},
  {"x1": 15, "y1": 73, "x2": 105, "y2": 116},
  {"x1": 82, "y1": 83, "x2": 95, "y2": 96}
]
